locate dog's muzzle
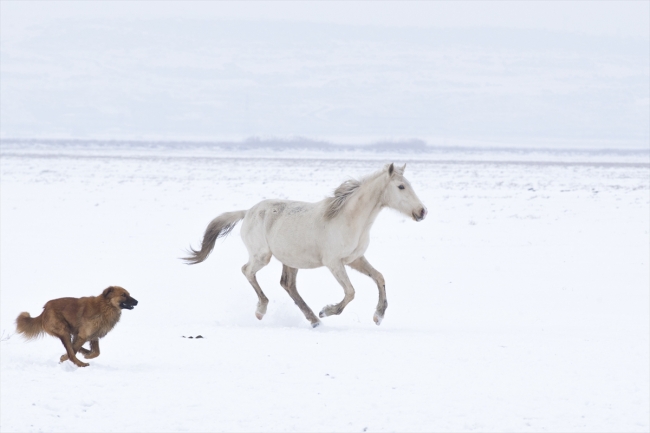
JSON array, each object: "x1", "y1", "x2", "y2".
[{"x1": 120, "y1": 297, "x2": 138, "y2": 310}]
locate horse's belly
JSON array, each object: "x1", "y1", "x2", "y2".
[
  {"x1": 267, "y1": 215, "x2": 325, "y2": 269},
  {"x1": 277, "y1": 255, "x2": 322, "y2": 269},
  {"x1": 261, "y1": 202, "x2": 370, "y2": 269},
  {"x1": 270, "y1": 244, "x2": 323, "y2": 269}
]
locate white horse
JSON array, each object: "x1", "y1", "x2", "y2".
[{"x1": 184, "y1": 163, "x2": 427, "y2": 327}]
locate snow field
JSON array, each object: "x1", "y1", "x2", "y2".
[{"x1": 1, "y1": 145, "x2": 648, "y2": 431}]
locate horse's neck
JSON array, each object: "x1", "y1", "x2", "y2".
[{"x1": 340, "y1": 174, "x2": 386, "y2": 233}]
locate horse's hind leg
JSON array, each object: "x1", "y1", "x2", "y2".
[
  {"x1": 242, "y1": 253, "x2": 272, "y2": 320},
  {"x1": 349, "y1": 256, "x2": 387, "y2": 325},
  {"x1": 280, "y1": 264, "x2": 321, "y2": 328},
  {"x1": 319, "y1": 262, "x2": 356, "y2": 318}
]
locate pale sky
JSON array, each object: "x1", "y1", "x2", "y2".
[
  {"x1": 2, "y1": 1, "x2": 649, "y2": 38},
  {"x1": 1, "y1": 1, "x2": 648, "y2": 146}
]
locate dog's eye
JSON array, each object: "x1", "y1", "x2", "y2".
[{"x1": 398, "y1": 185, "x2": 405, "y2": 190}]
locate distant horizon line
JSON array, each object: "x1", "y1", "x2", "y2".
[{"x1": 2, "y1": 136, "x2": 648, "y2": 154}]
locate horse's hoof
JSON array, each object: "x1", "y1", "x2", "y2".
[
  {"x1": 255, "y1": 311, "x2": 265, "y2": 320},
  {"x1": 319, "y1": 304, "x2": 339, "y2": 317},
  {"x1": 311, "y1": 321, "x2": 321, "y2": 328},
  {"x1": 373, "y1": 313, "x2": 383, "y2": 325}
]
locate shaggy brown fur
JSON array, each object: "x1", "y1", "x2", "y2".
[{"x1": 15, "y1": 286, "x2": 138, "y2": 367}]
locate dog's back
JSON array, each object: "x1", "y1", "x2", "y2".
[{"x1": 17, "y1": 297, "x2": 86, "y2": 339}]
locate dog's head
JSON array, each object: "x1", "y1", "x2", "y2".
[{"x1": 102, "y1": 286, "x2": 138, "y2": 310}]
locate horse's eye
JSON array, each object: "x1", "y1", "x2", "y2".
[{"x1": 398, "y1": 185, "x2": 405, "y2": 190}]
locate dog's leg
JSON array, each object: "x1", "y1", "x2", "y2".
[
  {"x1": 77, "y1": 340, "x2": 92, "y2": 356},
  {"x1": 58, "y1": 334, "x2": 89, "y2": 367},
  {"x1": 62, "y1": 335, "x2": 90, "y2": 359},
  {"x1": 82, "y1": 339, "x2": 100, "y2": 359}
]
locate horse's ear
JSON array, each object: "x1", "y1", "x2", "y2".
[
  {"x1": 388, "y1": 163, "x2": 395, "y2": 177},
  {"x1": 401, "y1": 163, "x2": 406, "y2": 173},
  {"x1": 102, "y1": 287, "x2": 114, "y2": 298}
]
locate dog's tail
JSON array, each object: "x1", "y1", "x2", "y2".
[
  {"x1": 15, "y1": 312, "x2": 45, "y2": 340},
  {"x1": 182, "y1": 210, "x2": 247, "y2": 265}
]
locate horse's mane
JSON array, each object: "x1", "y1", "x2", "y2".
[
  {"x1": 324, "y1": 179, "x2": 362, "y2": 219},
  {"x1": 324, "y1": 169, "x2": 385, "y2": 219}
]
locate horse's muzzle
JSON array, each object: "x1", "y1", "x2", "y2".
[{"x1": 413, "y1": 207, "x2": 427, "y2": 222}]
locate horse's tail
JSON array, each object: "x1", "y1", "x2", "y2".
[
  {"x1": 16, "y1": 312, "x2": 45, "y2": 340},
  {"x1": 182, "y1": 210, "x2": 247, "y2": 264}
]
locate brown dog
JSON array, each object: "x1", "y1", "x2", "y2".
[{"x1": 15, "y1": 286, "x2": 138, "y2": 367}]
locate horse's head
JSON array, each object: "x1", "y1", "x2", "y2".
[{"x1": 382, "y1": 163, "x2": 427, "y2": 222}]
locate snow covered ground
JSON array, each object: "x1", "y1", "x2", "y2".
[{"x1": 1, "y1": 142, "x2": 648, "y2": 432}]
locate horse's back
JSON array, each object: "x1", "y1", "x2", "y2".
[{"x1": 241, "y1": 199, "x2": 326, "y2": 268}]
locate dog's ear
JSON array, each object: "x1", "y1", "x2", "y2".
[{"x1": 102, "y1": 287, "x2": 114, "y2": 298}]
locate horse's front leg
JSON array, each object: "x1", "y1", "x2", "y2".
[
  {"x1": 348, "y1": 256, "x2": 387, "y2": 325},
  {"x1": 320, "y1": 262, "x2": 355, "y2": 318}
]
